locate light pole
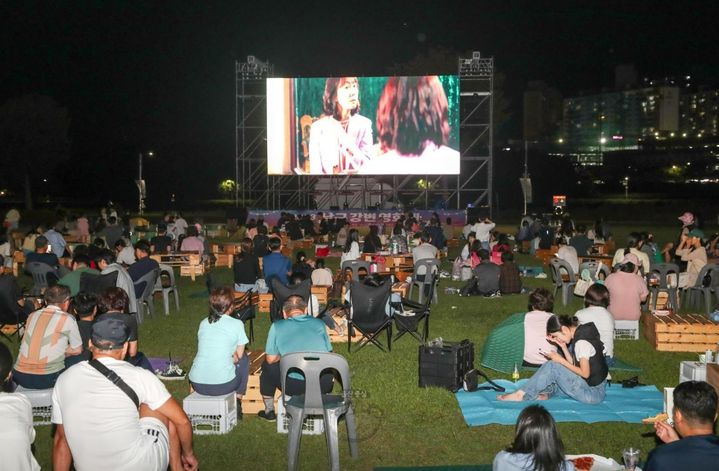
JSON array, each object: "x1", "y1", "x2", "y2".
[{"x1": 137, "y1": 151, "x2": 153, "y2": 215}]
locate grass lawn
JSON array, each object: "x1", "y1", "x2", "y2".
[{"x1": 3, "y1": 222, "x2": 715, "y2": 470}]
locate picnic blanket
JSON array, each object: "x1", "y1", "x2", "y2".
[{"x1": 456, "y1": 379, "x2": 662, "y2": 426}]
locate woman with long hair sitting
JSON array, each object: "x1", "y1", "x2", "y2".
[
  {"x1": 498, "y1": 315, "x2": 608, "y2": 404},
  {"x1": 188, "y1": 286, "x2": 250, "y2": 419},
  {"x1": 340, "y1": 228, "x2": 361, "y2": 264},
  {"x1": 493, "y1": 404, "x2": 576, "y2": 470}
]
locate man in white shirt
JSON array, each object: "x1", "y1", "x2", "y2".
[
  {"x1": 172, "y1": 213, "x2": 188, "y2": 238},
  {"x1": 52, "y1": 314, "x2": 198, "y2": 471},
  {"x1": 114, "y1": 239, "x2": 137, "y2": 266},
  {"x1": 556, "y1": 238, "x2": 580, "y2": 275},
  {"x1": 43, "y1": 221, "x2": 68, "y2": 258},
  {"x1": 412, "y1": 232, "x2": 439, "y2": 280},
  {"x1": 471, "y1": 217, "x2": 495, "y2": 250}
]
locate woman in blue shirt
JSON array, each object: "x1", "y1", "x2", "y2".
[
  {"x1": 493, "y1": 405, "x2": 575, "y2": 471},
  {"x1": 188, "y1": 287, "x2": 249, "y2": 418}
]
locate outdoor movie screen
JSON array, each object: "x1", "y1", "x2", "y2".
[{"x1": 267, "y1": 75, "x2": 460, "y2": 175}]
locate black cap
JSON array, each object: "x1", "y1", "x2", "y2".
[{"x1": 91, "y1": 313, "x2": 130, "y2": 350}]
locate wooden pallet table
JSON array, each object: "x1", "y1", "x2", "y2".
[
  {"x1": 446, "y1": 238, "x2": 460, "y2": 248},
  {"x1": 643, "y1": 312, "x2": 719, "y2": 352},
  {"x1": 242, "y1": 350, "x2": 280, "y2": 414},
  {"x1": 150, "y1": 252, "x2": 206, "y2": 281},
  {"x1": 311, "y1": 285, "x2": 331, "y2": 305},
  {"x1": 326, "y1": 313, "x2": 361, "y2": 344},
  {"x1": 392, "y1": 282, "x2": 410, "y2": 298},
  {"x1": 254, "y1": 293, "x2": 273, "y2": 313}
]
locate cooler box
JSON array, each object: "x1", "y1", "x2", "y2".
[{"x1": 418, "y1": 340, "x2": 474, "y2": 392}]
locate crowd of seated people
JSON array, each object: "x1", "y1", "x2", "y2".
[{"x1": 3, "y1": 207, "x2": 719, "y2": 470}]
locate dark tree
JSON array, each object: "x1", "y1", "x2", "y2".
[{"x1": 0, "y1": 94, "x2": 70, "y2": 209}]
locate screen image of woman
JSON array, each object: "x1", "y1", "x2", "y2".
[
  {"x1": 309, "y1": 77, "x2": 374, "y2": 175},
  {"x1": 359, "y1": 75, "x2": 460, "y2": 175}
]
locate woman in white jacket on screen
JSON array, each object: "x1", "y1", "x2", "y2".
[{"x1": 309, "y1": 77, "x2": 374, "y2": 175}]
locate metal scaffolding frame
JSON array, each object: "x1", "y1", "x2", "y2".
[
  {"x1": 235, "y1": 52, "x2": 493, "y2": 212},
  {"x1": 235, "y1": 56, "x2": 273, "y2": 208}
]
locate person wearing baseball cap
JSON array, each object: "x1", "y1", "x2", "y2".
[
  {"x1": 51, "y1": 313, "x2": 198, "y2": 471},
  {"x1": 675, "y1": 228, "x2": 708, "y2": 288},
  {"x1": 604, "y1": 252, "x2": 649, "y2": 322}
]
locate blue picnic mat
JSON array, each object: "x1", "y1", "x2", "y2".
[{"x1": 456, "y1": 379, "x2": 662, "y2": 426}]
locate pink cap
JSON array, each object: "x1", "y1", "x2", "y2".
[{"x1": 621, "y1": 252, "x2": 641, "y2": 267}]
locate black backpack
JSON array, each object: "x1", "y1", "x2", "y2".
[{"x1": 459, "y1": 278, "x2": 478, "y2": 297}]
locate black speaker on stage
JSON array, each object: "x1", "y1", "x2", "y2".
[{"x1": 225, "y1": 207, "x2": 248, "y2": 226}]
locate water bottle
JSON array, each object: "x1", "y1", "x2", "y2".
[{"x1": 512, "y1": 363, "x2": 520, "y2": 383}]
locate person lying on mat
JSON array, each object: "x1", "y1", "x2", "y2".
[
  {"x1": 498, "y1": 315, "x2": 608, "y2": 404},
  {"x1": 493, "y1": 404, "x2": 576, "y2": 471}
]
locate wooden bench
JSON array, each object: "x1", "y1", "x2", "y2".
[
  {"x1": 311, "y1": 285, "x2": 331, "y2": 305},
  {"x1": 242, "y1": 350, "x2": 280, "y2": 414}
]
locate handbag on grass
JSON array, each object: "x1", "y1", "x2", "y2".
[{"x1": 574, "y1": 262, "x2": 603, "y2": 296}]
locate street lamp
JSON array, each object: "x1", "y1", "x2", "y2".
[
  {"x1": 136, "y1": 151, "x2": 153, "y2": 215},
  {"x1": 622, "y1": 176, "x2": 630, "y2": 199}
]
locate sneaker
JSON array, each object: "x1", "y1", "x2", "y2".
[
  {"x1": 257, "y1": 410, "x2": 277, "y2": 422},
  {"x1": 157, "y1": 363, "x2": 186, "y2": 380}
]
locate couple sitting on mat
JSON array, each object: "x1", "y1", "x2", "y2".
[{"x1": 500, "y1": 309, "x2": 608, "y2": 404}]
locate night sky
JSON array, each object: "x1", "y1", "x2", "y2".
[{"x1": 2, "y1": 1, "x2": 717, "y2": 208}]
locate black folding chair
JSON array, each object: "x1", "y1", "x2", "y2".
[
  {"x1": 232, "y1": 289, "x2": 256, "y2": 343},
  {"x1": 393, "y1": 273, "x2": 435, "y2": 344},
  {"x1": 0, "y1": 307, "x2": 24, "y2": 342},
  {"x1": 348, "y1": 280, "x2": 392, "y2": 353},
  {"x1": 79, "y1": 271, "x2": 119, "y2": 296},
  {"x1": 270, "y1": 278, "x2": 313, "y2": 323}
]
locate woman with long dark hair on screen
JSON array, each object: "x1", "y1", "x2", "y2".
[
  {"x1": 493, "y1": 405, "x2": 576, "y2": 471},
  {"x1": 309, "y1": 77, "x2": 374, "y2": 174},
  {"x1": 360, "y1": 75, "x2": 459, "y2": 175}
]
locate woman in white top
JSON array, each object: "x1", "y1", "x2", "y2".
[
  {"x1": 311, "y1": 258, "x2": 334, "y2": 286},
  {"x1": 340, "y1": 229, "x2": 361, "y2": 264},
  {"x1": 0, "y1": 343, "x2": 41, "y2": 471},
  {"x1": 574, "y1": 283, "x2": 614, "y2": 365}
]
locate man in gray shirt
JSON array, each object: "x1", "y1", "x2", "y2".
[{"x1": 472, "y1": 249, "x2": 500, "y2": 295}]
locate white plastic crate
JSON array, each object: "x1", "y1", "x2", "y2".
[
  {"x1": 276, "y1": 398, "x2": 325, "y2": 435},
  {"x1": 614, "y1": 320, "x2": 639, "y2": 340},
  {"x1": 15, "y1": 386, "x2": 53, "y2": 425},
  {"x1": 679, "y1": 361, "x2": 706, "y2": 383},
  {"x1": 182, "y1": 392, "x2": 237, "y2": 435}
]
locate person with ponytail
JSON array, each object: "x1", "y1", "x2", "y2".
[
  {"x1": 498, "y1": 314, "x2": 608, "y2": 405},
  {"x1": 188, "y1": 286, "x2": 250, "y2": 419},
  {"x1": 493, "y1": 404, "x2": 576, "y2": 471},
  {"x1": 0, "y1": 343, "x2": 41, "y2": 470}
]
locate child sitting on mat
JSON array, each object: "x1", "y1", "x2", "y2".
[{"x1": 499, "y1": 315, "x2": 608, "y2": 405}]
